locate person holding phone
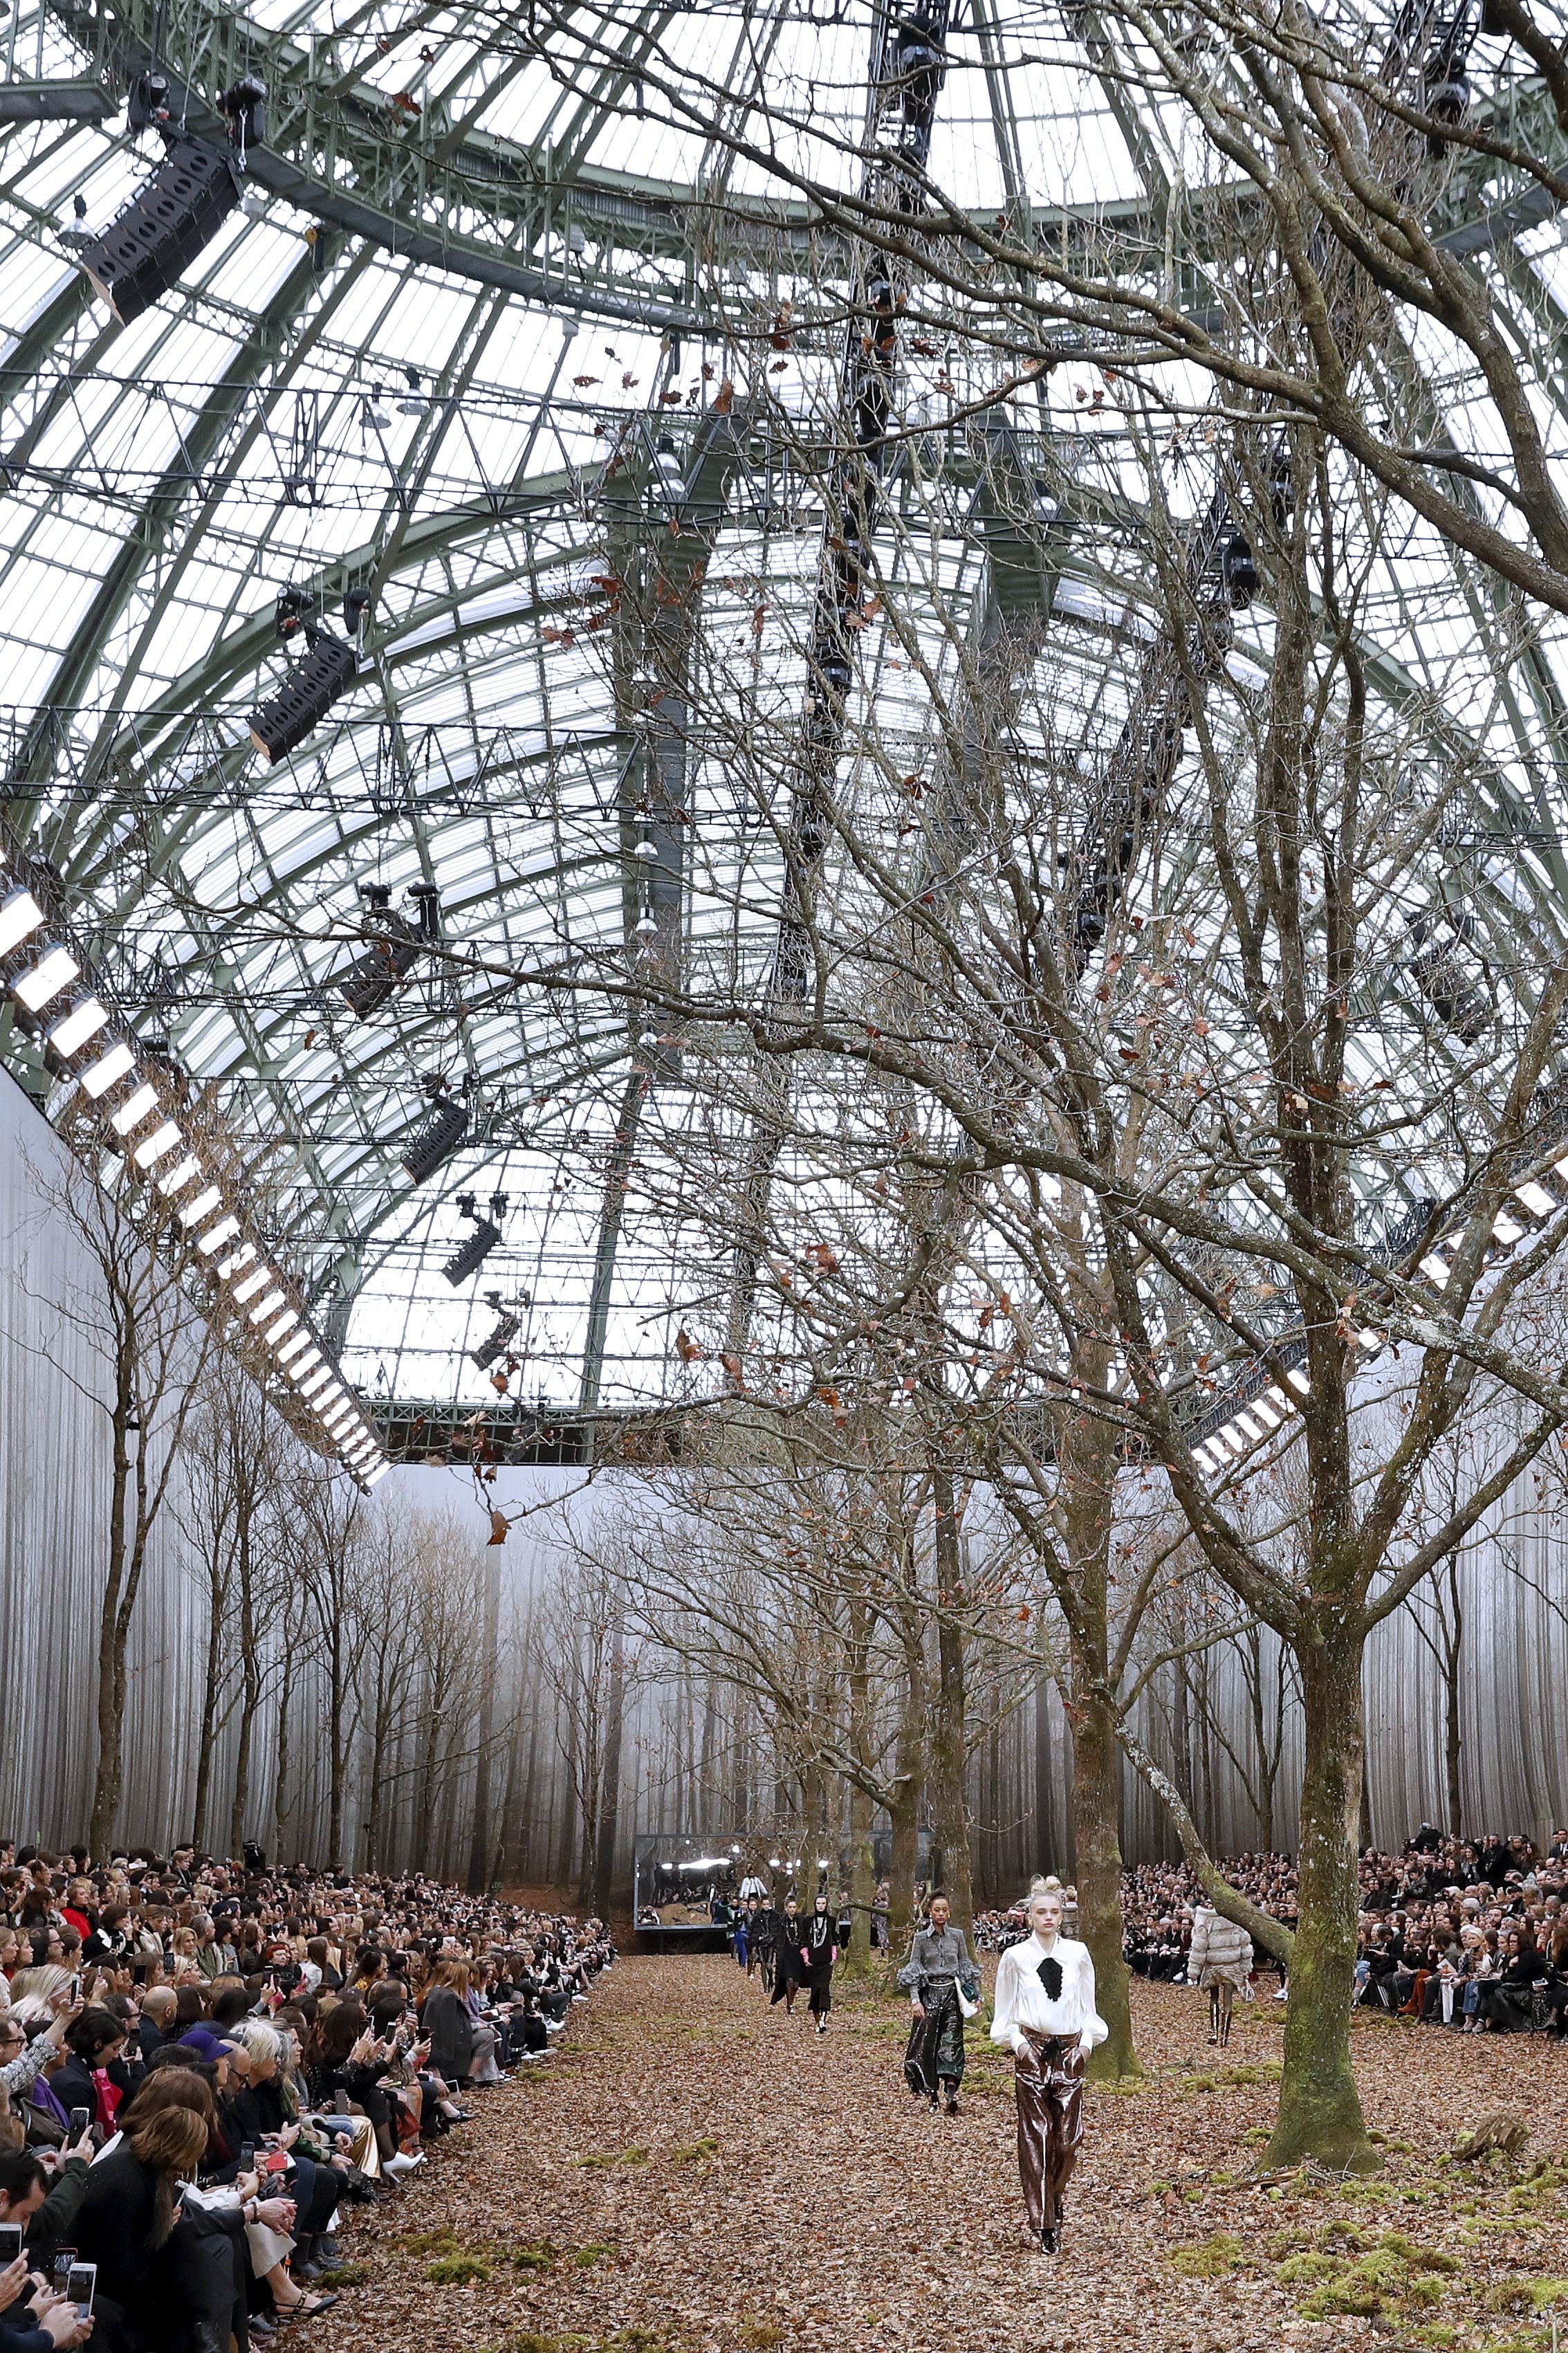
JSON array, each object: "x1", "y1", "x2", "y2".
[
  {"x1": 0, "y1": 2247, "x2": 94, "y2": 2350},
  {"x1": 71, "y1": 2105, "x2": 208, "y2": 2350},
  {"x1": 0, "y1": 2132, "x2": 96, "y2": 2276},
  {"x1": 0, "y1": 1991, "x2": 82, "y2": 2107}
]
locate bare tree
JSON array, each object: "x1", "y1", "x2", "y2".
[{"x1": 23, "y1": 1133, "x2": 214, "y2": 1854}]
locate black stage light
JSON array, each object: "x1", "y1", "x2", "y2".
[
  {"x1": 248, "y1": 625, "x2": 359, "y2": 763},
  {"x1": 443, "y1": 1218, "x2": 501, "y2": 1287},
  {"x1": 340, "y1": 908, "x2": 423, "y2": 1018},
  {"x1": 219, "y1": 75, "x2": 266, "y2": 149},
  {"x1": 76, "y1": 134, "x2": 240, "y2": 324},
  {"x1": 470, "y1": 1306, "x2": 522, "y2": 1369},
  {"x1": 127, "y1": 71, "x2": 172, "y2": 134},
  {"x1": 1220, "y1": 528, "x2": 1257, "y2": 605},
  {"x1": 402, "y1": 1098, "x2": 467, "y2": 1184}
]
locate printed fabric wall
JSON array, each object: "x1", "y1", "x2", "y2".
[{"x1": 5, "y1": 1056, "x2": 1568, "y2": 1872}]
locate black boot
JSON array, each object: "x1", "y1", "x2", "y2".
[{"x1": 1040, "y1": 2226, "x2": 1059, "y2": 2255}]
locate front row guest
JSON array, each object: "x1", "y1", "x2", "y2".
[
  {"x1": 990, "y1": 1885, "x2": 1106, "y2": 2257},
  {"x1": 899, "y1": 1893, "x2": 977, "y2": 2114}
]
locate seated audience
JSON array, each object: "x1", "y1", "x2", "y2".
[{"x1": 0, "y1": 1842, "x2": 615, "y2": 2342}]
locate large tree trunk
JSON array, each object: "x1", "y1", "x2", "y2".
[
  {"x1": 928, "y1": 1466, "x2": 973, "y2": 1930},
  {"x1": 887, "y1": 1646, "x2": 925, "y2": 1946},
  {"x1": 1268, "y1": 1631, "x2": 1376, "y2": 2172},
  {"x1": 230, "y1": 1526, "x2": 260, "y2": 1860},
  {"x1": 272, "y1": 1638, "x2": 294, "y2": 1867},
  {"x1": 1072, "y1": 1670, "x2": 1140, "y2": 2080},
  {"x1": 192, "y1": 1578, "x2": 224, "y2": 1853},
  {"x1": 466, "y1": 1550, "x2": 503, "y2": 1892},
  {"x1": 1033, "y1": 1674, "x2": 1056, "y2": 1871},
  {"x1": 592, "y1": 1620, "x2": 627, "y2": 1919},
  {"x1": 89, "y1": 1413, "x2": 133, "y2": 1858},
  {"x1": 1060, "y1": 1393, "x2": 1141, "y2": 2080},
  {"x1": 847, "y1": 1776, "x2": 874, "y2": 1971}
]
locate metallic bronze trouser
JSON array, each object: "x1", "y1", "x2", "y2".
[{"x1": 1014, "y1": 2030, "x2": 1085, "y2": 2230}]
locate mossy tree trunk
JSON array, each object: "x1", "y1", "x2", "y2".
[
  {"x1": 1061, "y1": 1375, "x2": 1141, "y2": 2081},
  {"x1": 1072, "y1": 1674, "x2": 1141, "y2": 2080},
  {"x1": 1266, "y1": 1627, "x2": 1376, "y2": 2172}
]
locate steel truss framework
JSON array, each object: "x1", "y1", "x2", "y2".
[{"x1": 2, "y1": 0, "x2": 1568, "y2": 1427}]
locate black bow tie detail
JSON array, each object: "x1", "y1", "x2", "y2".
[{"x1": 1036, "y1": 1955, "x2": 1064, "y2": 2002}]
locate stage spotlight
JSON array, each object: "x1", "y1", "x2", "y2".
[
  {"x1": 443, "y1": 1218, "x2": 501, "y2": 1287},
  {"x1": 75, "y1": 135, "x2": 241, "y2": 324},
  {"x1": 470, "y1": 1306, "x2": 521, "y2": 1369},
  {"x1": 402, "y1": 1098, "x2": 466, "y2": 1184},
  {"x1": 1220, "y1": 527, "x2": 1257, "y2": 605},
  {"x1": 340, "y1": 894, "x2": 425, "y2": 1018}
]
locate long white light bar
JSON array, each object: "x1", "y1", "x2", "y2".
[
  {"x1": 0, "y1": 889, "x2": 44, "y2": 958},
  {"x1": 15, "y1": 946, "x2": 80, "y2": 1011},
  {"x1": 48, "y1": 998, "x2": 109, "y2": 1057},
  {"x1": 110, "y1": 1082, "x2": 159, "y2": 1137},
  {"x1": 1, "y1": 857, "x2": 387, "y2": 1494},
  {"x1": 81, "y1": 1041, "x2": 135, "y2": 1098},
  {"x1": 157, "y1": 1153, "x2": 201, "y2": 1198},
  {"x1": 131, "y1": 1119, "x2": 181, "y2": 1171}
]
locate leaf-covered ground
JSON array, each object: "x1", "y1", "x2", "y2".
[{"x1": 317, "y1": 1956, "x2": 1568, "y2": 2353}]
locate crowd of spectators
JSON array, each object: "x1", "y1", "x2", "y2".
[
  {"x1": 0, "y1": 1840, "x2": 612, "y2": 2353},
  {"x1": 1118, "y1": 1826, "x2": 1568, "y2": 2037}
]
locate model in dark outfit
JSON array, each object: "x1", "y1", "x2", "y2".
[
  {"x1": 750, "y1": 1901, "x2": 780, "y2": 1991},
  {"x1": 769, "y1": 1901, "x2": 804, "y2": 2010},
  {"x1": 799, "y1": 1897, "x2": 838, "y2": 2033},
  {"x1": 898, "y1": 1894, "x2": 977, "y2": 2113}
]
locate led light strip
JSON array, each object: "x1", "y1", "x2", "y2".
[{"x1": 0, "y1": 843, "x2": 386, "y2": 1488}]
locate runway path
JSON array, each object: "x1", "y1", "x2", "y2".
[{"x1": 323, "y1": 1951, "x2": 1568, "y2": 2353}]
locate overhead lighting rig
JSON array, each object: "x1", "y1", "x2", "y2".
[
  {"x1": 339, "y1": 879, "x2": 439, "y2": 1019},
  {"x1": 402, "y1": 1090, "x2": 468, "y2": 1185},
  {"x1": 73, "y1": 71, "x2": 266, "y2": 325},
  {"x1": 442, "y1": 1190, "x2": 507, "y2": 1286},
  {"x1": 471, "y1": 1291, "x2": 524, "y2": 1371},
  {"x1": 248, "y1": 587, "x2": 370, "y2": 765},
  {"x1": 0, "y1": 839, "x2": 385, "y2": 1487}
]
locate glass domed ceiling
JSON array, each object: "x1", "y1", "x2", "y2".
[{"x1": 2, "y1": 0, "x2": 1567, "y2": 1429}]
